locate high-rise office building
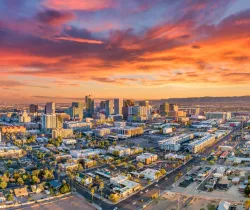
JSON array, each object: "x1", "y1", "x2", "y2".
[
  {"x1": 105, "y1": 100, "x2": 114, "y2": 116},
  {"x1": 29, "y1": 104, "x2": 38, "y2": 113},
  {"x1": 122, "y1": 99, "x2": 134, "y2": 120},
  {"x1": 68, "y1": 102, "x2": 84, "y2": 120},
  {"x1": 45, "y1": 102, "x2": 55, "y2": 114},
  {"x1": 127, "y1": 106, "x2": 151, "y2": 121},
  {"x1": 114, "y1": 98, "x2": 123, "y2": 115},
  {"x1": 159, "y1": 102, "x2": 170, "y2": 116},
  {"x1": 42, "y1": 114, "x2": 57, "y2": 131},
  {"x1": 100, "y1": 101, "x2": 106, "y2": 110},
  {"x1": 139, "y1": 100, "x2": 149, "y2": 107},
  {"x1": 169, "y1": 104, "x2": 178, "y2": 111},
  {"x1": 85, "y1": 95, "x2": 94, "y2": 117}
]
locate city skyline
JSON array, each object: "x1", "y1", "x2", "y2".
[{"x1": 1, "y1": 0, "x2": 250, "y2": 103}]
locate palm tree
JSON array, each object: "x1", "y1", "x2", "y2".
[
  {"x1": 90, "y1": 188, "x2": 95, "y2": 203},
  {"x1": 99, "y1": 182, "x2": 104, "y2": 200}
]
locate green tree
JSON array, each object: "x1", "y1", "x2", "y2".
[
  {"x1": 90, "y1": 187, "x2": 95, "y2": 203},
  {"x1": 7, "y1": 160, "x2": 12, "y2": 166},
  {"x1": 137, "y1": 162, "x2": 144, "y2": 169},
  {"x1": 32, "y1": 176, "x2": 40, "y2": 184},
  {"x1": 6, "y1": 194, "x2": 14, "y2": 201},
  {"x1": 0, "y1": 181, "x2": 7, "y2": 189},
  {"x1": 60, "y1": 183, "x2": 71, "y2": 194},
  {"x1": 245, "y1": 185, "x2": 250, "y2": 197},
  {"x1": 17, "y1": 177, "x2": 24, "y2": 185},
  {"x1": 99, "y1": 182, "x2": 104, "y2": 200},
  {"x1": 109, "y1": 193, "x2": 120, "y2": 203},
  {"x1": 160, "y1": 169, "x2": 167, "y2": 175}
]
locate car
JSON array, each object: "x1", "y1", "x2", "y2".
[
  {"x1": 113, "y1": 207, "x2": 118, "y2": 210},
  {"x1": 165, "y1": 177, "x2": 168, "y2": 180},
  {"x1": 140, "y1": 199, "x2": 144, "y2": 202},
  {"x1": 139, "y1": 191, "x2": 143, "y2": 194},
  {"x1": 145, "y1": 189, "x2": 148, "y2": 193},
  {"x1": 133, "y1": 201, "x2": 137, "y2": 205}
]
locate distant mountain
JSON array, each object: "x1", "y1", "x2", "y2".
[{"x1": 159, "y1": 96, "x2": 250, "y2": 104}]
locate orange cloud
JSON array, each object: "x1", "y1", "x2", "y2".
[
  {"x1": 55, "y1": 36, "x2": 104, "y2": 44},
  {"x1": 43, "y1": 0, "x2": 115, "y2": 11}
]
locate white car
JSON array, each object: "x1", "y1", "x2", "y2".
[{"x1": 145, "y1": 189, "x2": 148, "y2": 193}]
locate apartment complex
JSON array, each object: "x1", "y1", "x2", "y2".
[
  {"x1": 52, "y1": 128, "x2": 73, "y2": 139},
  {"x1": 0, "y1": 125, "x2": 26, "y2": 134},
  {"x1": 188, "y1": 134, "x2": 216, "y2": 153},
  {"x1": 205, "y1": 112, "x2": 231, "y2": 120},
  {"x1": 158, "y1": 133, "x2": 195, "y2": 151},
  {"x1": 0, "y1": 145, "x2": 23, "y2": 157}
]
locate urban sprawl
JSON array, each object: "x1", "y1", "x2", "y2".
[{"x1": 0, "y1": 96, "x2": 250, "y2": 210}]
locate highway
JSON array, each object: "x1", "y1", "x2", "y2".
[{"x1": 74, "y1": 125, "x2": 242, "y2": 210}]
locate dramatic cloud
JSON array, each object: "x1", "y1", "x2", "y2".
[{"x1": 1, "y1": 0, "x2": 250, "y2": 102}]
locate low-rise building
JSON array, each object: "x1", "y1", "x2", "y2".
[
  {"x1": 0, "y1": 145, "x2": 23, "y2": 157},
  {"x1": 205, "y1": 112, "x2": 231, "y2": 120},
  {"x1": 110, "y1": 126, "x2": 143, "y2": 137},
  {"x1": 52, "y1": 128, "x2": 73, "y2": 139},
  {"x1": 158, "y1": 133, "x2": 194, "y2": 151},
  {"x1": 58, "y1": 162, "x2": 78, "y2": 171},
  {"x1": 63, "y1": 121, "x2": 92, "y2": 131},
  {"x1": 188, "y1": 134, "x2": 216, "y2": 153},
  {"x1": 70, "y1": 149, "x2": 105, "y2": 158},
  {"x1": 62, "y1": 138, "x2": 77, "y2": 145},
  {"x1": 108, "y1": 146, "x2": 131, "y2": 157},
  {"x1": 110, "y1": 175, "x2": 141, "y2": 198},
  {"x1": 0, "y1": 125, "x2": 26, "y2": 134},
  {"x1": 140, "y1": 169, "x2": 161, "y2": 180},
  {"x1": 95, "y1": 128, "x2": 111, "y2": 137},
  {"x1": 165, "y1": 153, "x2": 187, "y2": 161},
  {"x1": 136, "y1": 153, "x2": 158, "y2": 165}
]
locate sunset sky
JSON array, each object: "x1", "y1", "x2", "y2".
[{"x1": 1, "y1": 0, "x2": 250, "y2": 103}]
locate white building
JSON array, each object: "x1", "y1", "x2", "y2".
[
  {"x1": 114, "y1": 121, "x2": 126, "y2": 127},
  {"x1": 18, "y1": 110, "x2": 31, "y2": 123},
  {"x1": 63, "y1": 121, "x2": 92, "y2": 131},
  {"x1": 205, "y1": 112, "x2": 231, "y2": 120},
  {"x1": 140, "y1": 169, "x2": 160, "y2": 181},
  {"x1": 163, "y1": 127, "x2": 173, "y2": 134},
  {"x1": 70, "y1": 149, "x2": 105, "y2": 158},
  {"x1": 62, "y1": 139, "x2": 77, "y2": 145},
  {"x1": 158, "y1": 133, "x2": 194, "y2": 151}
]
